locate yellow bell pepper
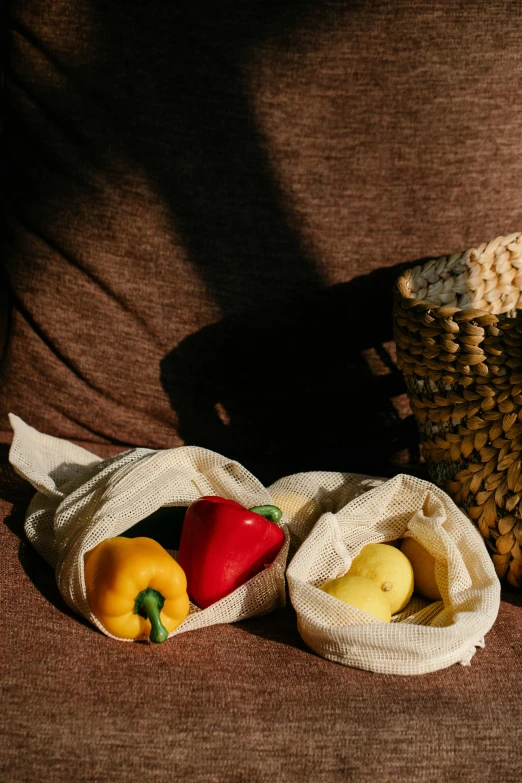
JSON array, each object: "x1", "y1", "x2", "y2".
[{"x1": 84, "y1": 536, "x2": 190, "y2": 643}]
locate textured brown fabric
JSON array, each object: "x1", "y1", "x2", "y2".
[
  {"x1": 2, "y1": 1, "x2": 522, "y2": 481},
  {"x1": 1, "y1": 485, "x2": 522, "y2": 783}
]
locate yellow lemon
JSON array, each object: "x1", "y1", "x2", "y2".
[
  {"x1": 320, "y1": 574, "x2": 392, "y2": 622},
  {"x1": 348, "y1": 543, "x2": 414, "y2": 614},
  {"x1": 270, "y1": 489, "x2": 320, "y2": 526},
  {"x1": 400, "y1": 537, "x2": 442, "y2": 601}
]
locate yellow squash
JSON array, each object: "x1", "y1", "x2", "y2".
[{"x1": 84, "y1": 536, "x2": 190, "y2": 643}]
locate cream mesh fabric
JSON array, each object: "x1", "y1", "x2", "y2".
[
  {"x1": 285, "y1": 473, "x2": 501, "y2": 675},
  {"x1": 9, "y1": 415, "x2": 289, "y2": 641},
  {"x1": 267, "y1": 471, "x2": 386, "y2": 552}
]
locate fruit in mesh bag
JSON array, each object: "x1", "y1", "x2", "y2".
[
  {"x1": 320, "y1": 574, "x2": 392, "y2": 622},
  {"x1": 347, "y1": 543, "x2": 414, "y2": 614},
  {"x1": 400, "y1": 537, "x2": 442, "y2": 601},
  {"x1": 270, "y1": 489, "x2": 320, "y2": 526}
]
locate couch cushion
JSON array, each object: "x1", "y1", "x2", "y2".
[
  {"x1": 1, "y1": 477, "x2": 521, "y2": 782},
  {"x1": 2, "y1": 1, "x2": 522, "y2": 480}
]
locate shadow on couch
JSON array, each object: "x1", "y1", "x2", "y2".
[
  {"x1": 160, "y1": 263, "x2": 424, "y2": 486},
  {"x1": 5, "y1": 0, "x2": 424, "y2": 475}
]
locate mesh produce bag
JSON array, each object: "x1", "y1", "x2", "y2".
[
  {"x1": 285, "y1": 473, "x2": 501, "y2": 675},
  {"x1": 8, "y1": 415, "x2": 289, "y2": 641}
]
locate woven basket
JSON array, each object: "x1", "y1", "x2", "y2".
[{"x1": 393, "y1": 232, "x2": 522, "y2": 588}]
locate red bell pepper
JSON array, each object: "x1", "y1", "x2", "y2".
[{"x1": 177, "y1": 496, "x2": 285, "y2": 609}]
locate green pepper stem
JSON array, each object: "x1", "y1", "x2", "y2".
[
  {"x1": 249, "y1": 504, "x2": 283, "y2": 524},
  {"x1": 134, "y1": 588, "x2": 169, "y2": 644}
]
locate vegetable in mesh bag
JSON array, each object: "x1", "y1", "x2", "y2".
[{"x1": 8, "y1": 414, "x2": 289, "y2": 642}]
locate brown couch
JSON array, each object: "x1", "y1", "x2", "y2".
[{"x1": 1, "y1": 2, "x2": 521, "y2": 781}]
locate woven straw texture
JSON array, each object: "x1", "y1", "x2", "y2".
[
  {"x1": 8, "y1": 415, "x2": 289, "y2": 640},
  {"x1": 286, "y1": 474, "x2": 500, "y2": 675},
  {"x1": 394, "y1": 233, "x2": 522, "y2": 589}
]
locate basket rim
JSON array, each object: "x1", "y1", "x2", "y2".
[{"x1": 394, "y1": 232, "x2": 522, "y2": 327}]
